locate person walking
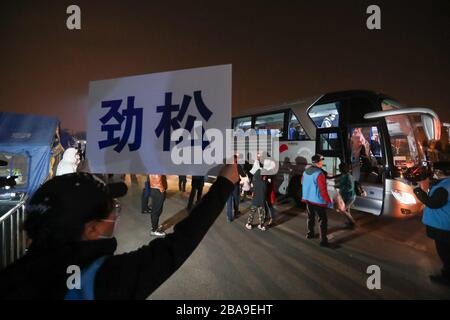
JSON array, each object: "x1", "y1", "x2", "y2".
[
  {"x1": 141, "y1": 176, "x2": 152, "y2": 214},
  {"x1": 226, "y1": 159, "x2": 245, "y2": 222},
  {"x1": 302, "y1": 154, "x2": 333, "y2": 247},
  {"x1": 187, "y1": 175, "x2": 205, "y2": 211},
  {"x1": 338, "y1": 163, "x2": 357, "y2": 228},
  {"x1": 178, "y1": 175, "x2": 187, "y2": 192},
  {"x1": 149, "y1": 175, "x2": 168, "y2": 237},
  {"x1": 245, "y1": 168, "x2": 267, "y2": 231}
]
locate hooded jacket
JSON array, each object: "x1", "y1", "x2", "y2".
[{"x1": 56, "y1": 148, "x2": 79, "y2": 176}]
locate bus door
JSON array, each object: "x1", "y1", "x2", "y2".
[
  {"x1": 348, "y1": 124, "x2": 385, "y2": 215},
  {"x1": 315, "y1": 126, "x2": 343, "y2": 198}
]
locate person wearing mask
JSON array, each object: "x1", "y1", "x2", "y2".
[
  {"x1": 149, "y1": 174, "x2": 168, "y2": 237},
  {"x1": 56, "y1": 148, "x2": 80, "y2": 176},
  {"x1": 302, "y1": 154, "x2": 333, "y2": 247},
  {"x1": 413, "y1": 172, "x2": 450, "y2": 286},
  {"x1": 187, "y1": 175, "x2": 205, "y2": 211},
  {"x1": 0, "y1": 165, "x2": 238, "y2": 299}
]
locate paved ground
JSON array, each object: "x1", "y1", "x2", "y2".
[{"x1": 114, "y1": 175, "x2": 450, "y2": 299}]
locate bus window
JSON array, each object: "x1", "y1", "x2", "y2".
[
  {"x1": 288, "y1": 112, "x2": 309, "y2": 140},
  {"x1": 349, "y1": 126, "x2": 383, "y2": 184},
  {"x1": 255, "y1": 112, "x2": 285, "y2": 138},
  {"x1": 308, "y1": 102, "x2": 340, "y2": 128},
  {"x1": 319, "y1": 132, "x2": 340, "y2": 153},
  {"x1": 233, "y1": 116, "x2": 252, "y2": 132}
]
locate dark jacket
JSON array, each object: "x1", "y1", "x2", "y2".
[
  {"x1": 0, "y1": 177, "x2": 234, "y2": 299},
  {"x1": 252, "y1": 170, "x2": 267, "y2": 207}
]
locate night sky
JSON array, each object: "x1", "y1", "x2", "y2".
[{"x1": 1, "y1": 0, "x2": 449, "y2": 132}]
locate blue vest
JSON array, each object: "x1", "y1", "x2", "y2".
[
  {"x1": 302, "y1": 167, "x2": 327, "y2": 205},
  {"x1": 64, "y1": 256, "x2": 107, "y2": 300},
  {"x1": 422, "y1": 178, "x2": 450, "y2": 231}
]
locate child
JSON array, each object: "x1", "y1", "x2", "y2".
[
  {"x1": 246, "y1": 168, "x2": 267, "y2": 231},
  {"x1": 338, "y1": 162, "x2": 357, "y2": 228}
]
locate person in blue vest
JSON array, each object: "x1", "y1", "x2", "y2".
[
  {"x1": 302, "y1": 154, "x2": 333, "y2": 247},
  {"x1": 413, "y1": 171, "x2": 450, "y2": 286},
  {"x1": 0, "y1": 165, "x2": 238, "y2": 299}
]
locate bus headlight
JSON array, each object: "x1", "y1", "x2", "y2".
[{"x1": 391, "y1": 190, "x2": 416, "y2": 205}]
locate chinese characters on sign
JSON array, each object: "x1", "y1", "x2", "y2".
[
  {"x1": 87, "y1": 64, "x2": 231, "y2": 175},
  {"x1": 155, "y1": 91, "x2": 212, "y2": 152},
  {"x1": 98, "y1": 96, "x2": 143, "y2": 153}
]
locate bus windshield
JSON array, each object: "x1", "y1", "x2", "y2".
[{"x1": 384, "y1": 111, "x2": 426, "y2": 168}]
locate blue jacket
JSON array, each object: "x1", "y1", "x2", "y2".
[
  {"x1": 423, "y1": 178, "x2": 450, "y2": 231},
  {"x1": 302, "y1": 166, "x2": 331, "y2": 207}
]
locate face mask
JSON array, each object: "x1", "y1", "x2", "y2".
[{"x1": 97, "y1": 217, "x2": 119, "y2": 239}]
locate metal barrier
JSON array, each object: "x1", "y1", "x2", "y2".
[{"x1": 0, "y1": 200, "x2": 26, "y2": 269}]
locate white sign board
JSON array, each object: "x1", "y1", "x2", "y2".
[{"x1": 87, "y1": 65, "x2": 231, "y2": 175}]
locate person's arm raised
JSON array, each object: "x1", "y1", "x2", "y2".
[{"x1": 95, "y1": 164, "x2": 238, "y2": 299}]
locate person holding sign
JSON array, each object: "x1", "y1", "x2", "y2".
[{"x1": 0, "y1": 164, "x2": 238, "y2": 299}]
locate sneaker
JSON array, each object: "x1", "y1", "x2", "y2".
[
  {"x1": 142, "y1": 209, "x2": 152, "y2": 214},
  {"x1": 258, "y1": 224, "x2": 266, "y2": 231},
  {"x1": 306, "y1": 233, "x2": 315, "y2": 239},
  {"x1": 150, "y1": 230, "x2": 166, "y2": 237},
  {"x1": 245, "y1": 223, "x2": 252, "y2": 230}
]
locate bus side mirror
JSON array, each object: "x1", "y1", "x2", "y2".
[{"x1": 421, "y1": 114, "x2": 441, "y2": 141}]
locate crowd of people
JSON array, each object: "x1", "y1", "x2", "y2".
[{"x1": 1, "y1": 144, "x2": 449, "y2": 299}]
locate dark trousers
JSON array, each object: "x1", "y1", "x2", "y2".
[
  {"x1": 187, "y1": 182, "x2": 204, "y2": 210},
  {"x1": 178, "y1": 176, "x2": 187, "y2": 192},
  {"x1": 150, "y1": 189, "x2": 166, "y2": 231},
  {"x1": 226, "y1": 183, "x2": 240, "y2": 220},
  {"x1": 435, "y1": 240, "x2": 450, "y2": 279},
  {"x1": 307, "y1": 204, "x2": 328, "y2": 242},
  {"x1": 141, "y1": 181, "x2": 151, "y2": 212}
]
